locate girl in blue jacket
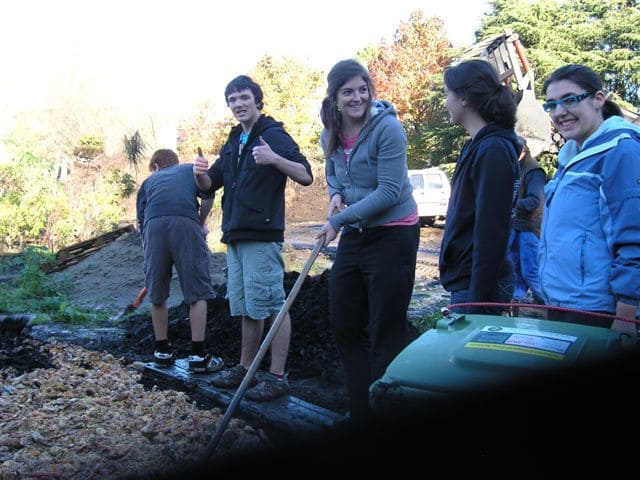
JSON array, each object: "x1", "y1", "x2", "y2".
[{"x1": 539, "y1": 64, "x2": 640, "y2": 336}]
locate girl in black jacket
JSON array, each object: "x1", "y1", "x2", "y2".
[{"x1": 439, "y1": 59, "x2": 520, "y2": 314}]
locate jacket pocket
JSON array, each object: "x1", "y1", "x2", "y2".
[{"x1": 241, "y1": 197, "x2": 273, "y2": 225}]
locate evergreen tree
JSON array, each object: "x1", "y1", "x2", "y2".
[{"x1": 480, "y1": 0, "x2": 640, "y2": 107}]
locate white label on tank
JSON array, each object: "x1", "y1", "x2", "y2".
[
  {"x1": 465, "y1": 325, "x2": 578, "y2": 358},
  {"x1": 504, "y1": 334, "x2": 571, "y2": 354},
  {"x1": 480, "y1": 326, "x2": 577, "y2": 342}
]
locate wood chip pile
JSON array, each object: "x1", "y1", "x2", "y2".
[{"x1": 0, "y1": 337, "x2": 269, "y2": 479}]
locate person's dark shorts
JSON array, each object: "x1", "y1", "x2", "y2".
[{"x1": 143, "y1": 216, "x2": 215, "y2": 305}]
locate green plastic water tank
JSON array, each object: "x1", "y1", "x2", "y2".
[{"x1": 369, "y1": 313, "x2": 634, "y2": 414}]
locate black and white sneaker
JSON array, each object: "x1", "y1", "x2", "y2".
[
  {"x1": 153, "y1": 350, "x2": 174, "y2": 366},
  {"x1": 188, "y1": 353, "x2": 224, "y2": 373}
]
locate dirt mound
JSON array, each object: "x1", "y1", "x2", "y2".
[{"x1": 52, "y1": 231, "x2": 226, "y2": 313}]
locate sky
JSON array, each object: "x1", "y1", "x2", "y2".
[{"x1": 0, "y1": 0, "x2": 490, "y2": 119}]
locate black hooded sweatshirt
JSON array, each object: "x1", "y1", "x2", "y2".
[
  {"x1": 206, "y1": 114, "x2": 312, "y2": 244},
  {"x1": 439, "y1": 122, "x2": 520, "y2": 305}
]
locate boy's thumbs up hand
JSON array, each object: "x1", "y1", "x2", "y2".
[
  {"x1": 193, "y1": 147, "x2": 208, "y2": 175},
  {"x1": 252, "y1": 136, "x2": 274, "y2": 165}
]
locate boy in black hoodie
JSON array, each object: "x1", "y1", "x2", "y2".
[{"x1": 193, "y1": 76, "x2": 313, "y2": 401}]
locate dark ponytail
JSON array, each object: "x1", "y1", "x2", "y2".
[
  {"x1": 603, "y1": 98, "x2": 624, "y2": 120},
  {"x1": 444, "y1": 59, "x2": 517, "y2": 129}
]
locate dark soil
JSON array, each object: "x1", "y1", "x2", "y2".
[
  {"x1": 115, "y1": 270, "x2": 351, "y2": 413},
  {"x1": 0, "y1": 332, "x2": 54, "y2": 374},
  {"x1": 100, "y1": 269, "x2": 419, "y2": 415}
]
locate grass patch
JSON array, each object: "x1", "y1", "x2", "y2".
[
  {"x1": 411, "y1": 310, "x2": 444, "y2": 334},
  {"x1": 0, "y1": 246, "x2": 109, "y2": 325}
]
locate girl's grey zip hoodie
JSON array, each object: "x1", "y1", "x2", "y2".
[{"x1": 321, "y1": 100, "x2": 417, "y2": 230}]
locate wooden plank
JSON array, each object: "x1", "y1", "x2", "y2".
[
  {"x1": 144, "y1": 359, "x2": 345, "y2": 435},
  {"x1": 44, "y1": 225, "x2": 135, "y2": 273},
  {"x1": 57, "y1": 226, "x2": 134, "y2": 257}
]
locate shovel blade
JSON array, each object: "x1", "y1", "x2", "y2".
[{"x1": 515, "y1": 89, "x2": 553, "y2": 158}]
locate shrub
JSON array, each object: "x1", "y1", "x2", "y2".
[
  {"x1": 108, "y1": 169, "x2": 137, "y2": 199},
  {"x1": 73, "y1": 134, "x2": 104, "y2": 161},
  {"x1": 123, "y1": 130, "x2": 146, "y2": 173}
]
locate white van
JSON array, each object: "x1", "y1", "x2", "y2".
[{"x1": 408, "y1": 168, "x2": 451, "y2": 227}]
